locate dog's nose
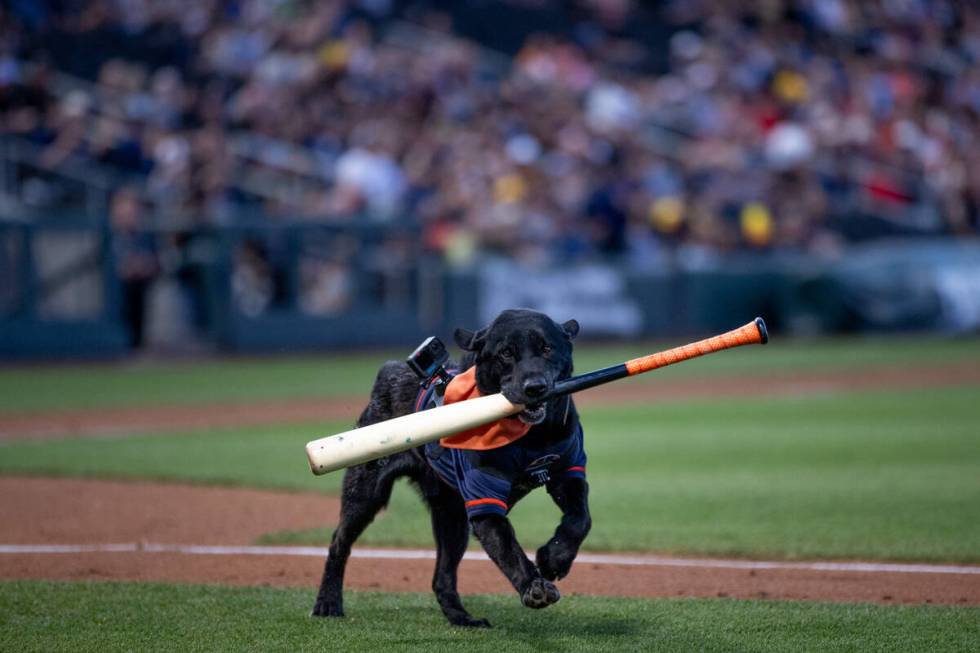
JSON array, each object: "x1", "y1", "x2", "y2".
[{"x1": 523, "y1": 378, "x2": 548, "y2": 400}]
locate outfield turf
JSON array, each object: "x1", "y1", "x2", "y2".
[
  {"x1": 3, "y1": 385, "x2": 978, "y2": 562},
  {"x1": 2, "y1": 336, "x2": 980, "y2": 414},
  {"x1": 1, "y1": 581, "x2": 977, "y2": 653}
]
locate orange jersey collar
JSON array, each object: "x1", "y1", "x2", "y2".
[{"x1": 439, "y1": 367, "x2": 531, "y2": 450}]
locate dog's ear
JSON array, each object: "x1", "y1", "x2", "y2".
[
  {"x1": 561, "y1": 319, "x2": 580, "y2": 340},
  {"x1": 454, "y1": 327, "x2": 486, "y2": 352}
]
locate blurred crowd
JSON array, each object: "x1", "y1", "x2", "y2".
[{"x1": 1, "y1": 0, "x2": 979, "y2": 267}]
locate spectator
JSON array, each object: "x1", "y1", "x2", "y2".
[
  {"x1": 1, "y1": 0, "x2": 977, "y2": 264},
  {"x1": 109, "y1": 187, "x2": 159, "y2": 347}
]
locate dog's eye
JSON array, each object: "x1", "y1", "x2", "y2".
[
  {"x1": 541, "y1": 344, "x2": 552, "y2": 355},
  {"x1": 500, "y1": 347, "x2": 515, "y2": 360}
]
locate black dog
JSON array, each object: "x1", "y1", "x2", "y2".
[{"x1": 311, "y1": 309, "x2": 591, "y2": 627}]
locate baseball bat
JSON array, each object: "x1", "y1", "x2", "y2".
[{"x1": 306, "y1": 317, "x2": 768, "y2": 475}]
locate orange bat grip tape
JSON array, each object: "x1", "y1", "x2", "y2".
[{"x1": 624, "y1": 320, "x2": 764, "y2": 376}]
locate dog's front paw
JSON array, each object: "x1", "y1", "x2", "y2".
[
  {"x1": 449, "y1": 615, "x2": 492, "y2": 628},
  {"x1": 536, "y1": 542, "x2": 574, "y2": 581},
  {"x1": 311, "y1": 599, "x2": 344, "y2": 618},
  {"x1": 521, "y1": 577, "x2": 560, "y2": 609}
]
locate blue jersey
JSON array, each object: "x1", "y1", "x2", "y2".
[{"x1": 416, "y1": 381, "x2": 587, "y2": 519}]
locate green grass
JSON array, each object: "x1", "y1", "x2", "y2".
[
  {"x1": 3, "y1": 386, "x2": 978, "y2": 562},
  {"x1": 0, "y1": 422, "x2": 336, "y2": 494},
  {"x1": 1, "y1": 581, "x2": 977, "y2": 653},
  {"x1": 0, "y1": 353, "x2": 397, "y2": 414},
  {"x1": 3, "y1": 336, "x2": 979, "y2": 414}
]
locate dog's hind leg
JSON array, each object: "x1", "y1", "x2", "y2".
[
  {"x1": 311, "y1": 454, "x2": 413, "y2": 618},
  {"x1": 536, "y1": 476, "x2": 591, "y2": 581},
  {"x1": 425, "y1": 485, "x2": 491, "y2": 628}
]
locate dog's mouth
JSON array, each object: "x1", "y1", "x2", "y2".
[{"x1": 517, "y1": 404, "x2": 547, "y2": 425}]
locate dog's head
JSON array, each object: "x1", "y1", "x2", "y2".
[{"x1": 454, "y1": 309, "x2": 579, "y2": 425}]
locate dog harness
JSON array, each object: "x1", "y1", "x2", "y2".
[{"x1": 415, "y1": 370, "x2": 587, "y2": 519}]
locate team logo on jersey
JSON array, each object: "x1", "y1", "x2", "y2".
[{"x1": 525, "y1": 454, "x2": 560, "y2": 485}]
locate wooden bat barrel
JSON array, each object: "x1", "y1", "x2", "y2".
[{"x1": 306, "y1": 393, "x2": 521, "y2": 475}]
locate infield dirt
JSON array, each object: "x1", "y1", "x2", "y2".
[{"x1": 2, "y1": 477, "x2": 977, "y2": 606}]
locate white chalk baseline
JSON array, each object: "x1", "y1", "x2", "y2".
[{"x1": 1, "y1": 543, "x2": 978, "y2": 575}]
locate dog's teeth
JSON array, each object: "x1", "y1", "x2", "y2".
[{"x1": 518, "y1": 405, "x2": 546, "y2": 425}]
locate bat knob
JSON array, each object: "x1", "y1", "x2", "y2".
[{"x1": 754, "y1": 317, "x2": 769, "y2": 345}]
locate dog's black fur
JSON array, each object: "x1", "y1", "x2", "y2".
[{"x1": 311, "y1": 309, "x2": 591, "y2": 628}]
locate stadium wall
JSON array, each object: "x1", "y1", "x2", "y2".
[{"x1": 2, "y1": 219, "x2": 979, "y2": 358}]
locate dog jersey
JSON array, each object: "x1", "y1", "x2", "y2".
[
  {"x1": 423, "y1": 427, "x2": 587, "y2": 518},
  {"x1": 415, "y1": 380, "x2": 587, "y2": 519}
]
